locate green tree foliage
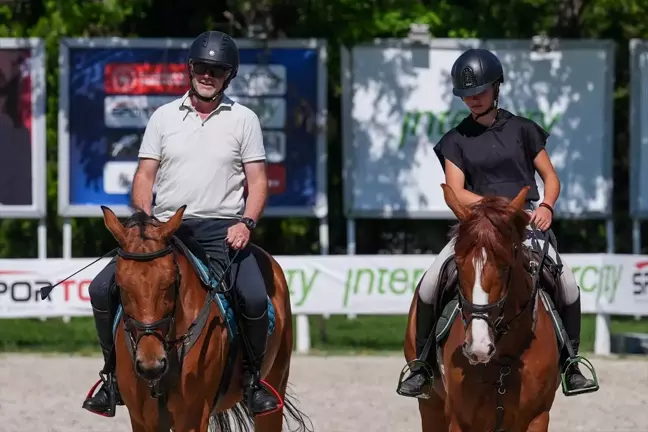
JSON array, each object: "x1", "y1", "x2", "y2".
[{"x1": 1, "y1": 0, "x2": 647, "y2": 258}]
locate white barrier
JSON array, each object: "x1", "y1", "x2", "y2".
[{"x1": 1, "y1": 254, "x2": 647, "y2": 354}]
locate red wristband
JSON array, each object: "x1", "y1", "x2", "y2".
[{"x1": 539, "y1": 202, "x2": 554, "y2": 215}]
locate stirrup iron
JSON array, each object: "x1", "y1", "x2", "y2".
[
  {"x1": 396, "y1": 327, "x2": 436, "y2": 399},
  {"x1": 561, "y1": 356, "x2": 600, "y2": 396}
]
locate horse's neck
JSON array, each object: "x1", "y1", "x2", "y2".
[{"x1": 174, "y1": 255, "x2": 210, "y2": 334}]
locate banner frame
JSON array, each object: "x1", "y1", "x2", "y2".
[
  {"x1": 630, "y1": 38, "x2": 648, "y2": 219},
  {"x1": 0, "y1": 37, "x2": 47, "y2": 218},
  {"x1": 58, "y1": 37, "x2": 328, "y2": 219},
  {"x1": 341, "y1": 38, "x2": 616, "y2": 220}
]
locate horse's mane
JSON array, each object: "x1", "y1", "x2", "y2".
[
  {"x1": 122, "y1": 209, "x2": 162, "y2": 241},
  {"x1": 450, "y1": 196, "x2": 528, "y2": 267}
]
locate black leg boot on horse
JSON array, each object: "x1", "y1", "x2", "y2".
[
  {"x1": 82, "y1": 306, "x2": 123, "y2": 416},
  {"x1": 397, "y1": 295, "x2": 436, "y2": 398},
  {"x1": 560, "y1": 294, "x2": 599, "y2": 396},
  {"x1": 240, "y1": 309, "x2": 282, "y2": 415}
]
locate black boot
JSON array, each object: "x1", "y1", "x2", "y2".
[
  {"x1": 82, "y1": 307, "x2": 123, "y2": 416},
  {"x1": 240, "y1": 310, "x2": 281, "y2": 415},
  {"x1": 560, "y1": 295, "x2": 599, "y2": 395},
  {"x1": 397, "y1": 295, "x2": 436, "y2": 398}
]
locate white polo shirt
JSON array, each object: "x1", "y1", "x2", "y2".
[{"x1": 137, "y1": 92, "x2": 266, "y2": 222}]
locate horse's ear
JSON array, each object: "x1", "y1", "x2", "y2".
[
  {"x1": 158, "y1": 205, "x2": 187, "y2": 241},
  {"x1": 507, "y1": 186, "x2": 530, "y2": 214},
  {"x1": 441, "y1": 183, "x2": 469, "y2": 222},
  {"x1": 101, "y1": 206, "x2": 127, "y2": 246}
]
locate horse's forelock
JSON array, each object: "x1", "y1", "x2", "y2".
[
  {"x1": 121, "y1": 210, "x2": 163, "y2": 243},
  {"x1": 453, "y1": 197, "x2": 521, "y2": 268}
]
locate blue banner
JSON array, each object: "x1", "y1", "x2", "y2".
[{"x1": 59, "y1": 38, "x2": 327, "y2": 218}]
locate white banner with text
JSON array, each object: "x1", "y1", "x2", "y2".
[{"x1": 0, "y1": 254, "x2": 647, "y2": 318}]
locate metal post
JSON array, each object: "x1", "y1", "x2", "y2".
[
  {"x1": 38, "y1": 218, "x2": 47, "y2": 322},
  {"x1": 62, "y1": 218, "x2": 72, "y2": 324},
  {"x1": 594, "y1": 218, "x2": 614, "y2": 356},
  {"x1": 346, "y1": 218, "x2": 357, "y2": 320},
  {"x1": 633, "y1": 219, "x2": 642, "y2": 254}
]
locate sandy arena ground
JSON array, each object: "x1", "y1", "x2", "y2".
[{"x1": 0, "y1": 353, "x2": 645, "y2": 431}]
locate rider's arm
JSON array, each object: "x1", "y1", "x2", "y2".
[
  {"x1": 240, "y1": 112, "x2": 268, "y2": 223},
  {"x1": 132, "y1": 110, "x2": 162, "y2": 215},
  {"x1": 434, "y1": 133, "x2": 483, "y2": 207},
  {"x1": 131, "y1": 159, "x2": 159, "y2": 215},
  {"x1": 524, "y1": 121, "x2": 560, "y2": 208},
  {"x1": 445, "y1": 159, "x2": 483, "y2": 207}
]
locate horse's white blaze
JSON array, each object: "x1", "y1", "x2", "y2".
[{"x1": 469, "y1": 248, "x2": 493, "y2": 359}]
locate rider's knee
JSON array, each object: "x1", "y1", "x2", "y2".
[
  {"x1": 89, "y1": 259, "x2": 116, "y2": 309},
  {"x1": 417, "y1": 270, "x2": 438, "y2": 305},
  {"x1": 560, "y1": 270, "x2": 580, "y2": 306}
]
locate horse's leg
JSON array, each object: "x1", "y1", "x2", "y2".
[
  {"x1": 128, "y1": 415, "x2": 155, "y2": 432},
  {"x1": 418, "y1": 395, "x2": 448, "y2": 432},
  {"x1": 526, "y1": 411, "x2": 550, "y2": 432}
]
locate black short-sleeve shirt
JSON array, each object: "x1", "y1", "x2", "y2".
[{"x1": 433, "y1": 109, "x2": 549, "y2": 202}]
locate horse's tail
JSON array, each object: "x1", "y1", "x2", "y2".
[
  {"x1": 210, "y1": 383, "x2": 314, "y2": 432},
  {"x1": 282, "y1": 382, "x2": 314, "y2": 431}
]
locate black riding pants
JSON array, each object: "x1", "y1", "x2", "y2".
[{"x1": 88, "y1": 218, "x2": 268, "y2": 334}]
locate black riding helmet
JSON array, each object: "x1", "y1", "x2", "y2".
[
  {"x1": 451, "y1": 48, "x2": 503, "y2": 97},
  {"x1": 187, "y1": 30, "x2": 239, "y2": 102}
]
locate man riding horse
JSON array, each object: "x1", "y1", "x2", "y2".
[
  {"x1": 396, "y1": 47, "x2": 599, "y2": 398},
  {"x1": 82, "y1": 30, "x2": 280, "y2": 417}
]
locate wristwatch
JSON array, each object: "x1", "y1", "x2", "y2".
[{"x1": 240, "y1": 217, "x2": 257, "y2": 230}]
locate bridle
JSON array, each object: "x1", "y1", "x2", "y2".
[
  {"x1": 456, "y1": 228, "x2": 549, "y2": 344},
  {"x1": 115, "y1": 245, "x2": 185, "y2": 366}
]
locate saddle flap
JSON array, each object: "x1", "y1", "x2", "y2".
[{"x1": 432, "y1": 255, "x2": 458, "y2": 319}]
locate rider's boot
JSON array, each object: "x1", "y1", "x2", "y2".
[
  {"x1": 397, "y1": 295, "x2": 436, "y2": 398},
  {"x1": 241, "y1": 309, "x2": 281, "y2": 416},
  {"x1": 82, "y1": 307, "x2": 123, "y2": 416},
  {"x1": 560, "y1": 294, "x2": 599, "y2": 395}
]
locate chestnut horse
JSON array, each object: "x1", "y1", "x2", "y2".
[
  {"x1": 404, "y1": 185, "x2": 561, "y2": 431},
  {"x1": 100, "y1": 205, "x2": 311, "y2": 431}
]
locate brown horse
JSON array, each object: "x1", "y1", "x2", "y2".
[
  {"x1": 403, "y1": 184, "x2": 561, "y2": 431},
  {"x1": 100, "y1": 205, "x2": 312, "y2": 432}
]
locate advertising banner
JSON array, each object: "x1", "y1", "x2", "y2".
[
  {"x1": 630, "y1": 39, "x2": 648, "y2": 218},
  {"x1": 58, "y1": 38, "x2": 327, "y2": 218},
  {"x1": 0, "y1": 38, "x2": 47, "y2": 218},
  {"x1": 342, "y1": 39, "x2": 615, "y2": 219},
  {"x1": 0, "y1": 254, "x2": 646, "y2": 318}
]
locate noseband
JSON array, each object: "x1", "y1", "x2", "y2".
[
  {"x1": 116, "y1": 245, "x2": 183, "y2": 356},
  {"x1": 456, "y1": 242, "x2": 541, "y2": 343}
]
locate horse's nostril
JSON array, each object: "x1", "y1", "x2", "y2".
[
  {"x1": 487, "y1": 344, "x2": 495, "y2": 356},
  {"x1": 160, "y1": 357, "x2": 168, "y2": 371},
  {"x1": 463, "y1": 342, "x2": 469, "y2": 351}
]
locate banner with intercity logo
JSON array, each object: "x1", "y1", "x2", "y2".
[
  {"x1": 58, "y1": 37, "x2": 327, "y2": 218},
  {"x1": 0, "y1": 254, "x2": 646, "y2": 317},
  {"x1": 341, "y1": 39, "x2": 615, "y2": 219},
  {"x1": 0, "y1": 38, "x2": 47, "y2": 218}
]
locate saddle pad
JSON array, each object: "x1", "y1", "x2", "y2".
[{"x1": 435, "y1": 297, "x2": 460, "y2": 343}]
